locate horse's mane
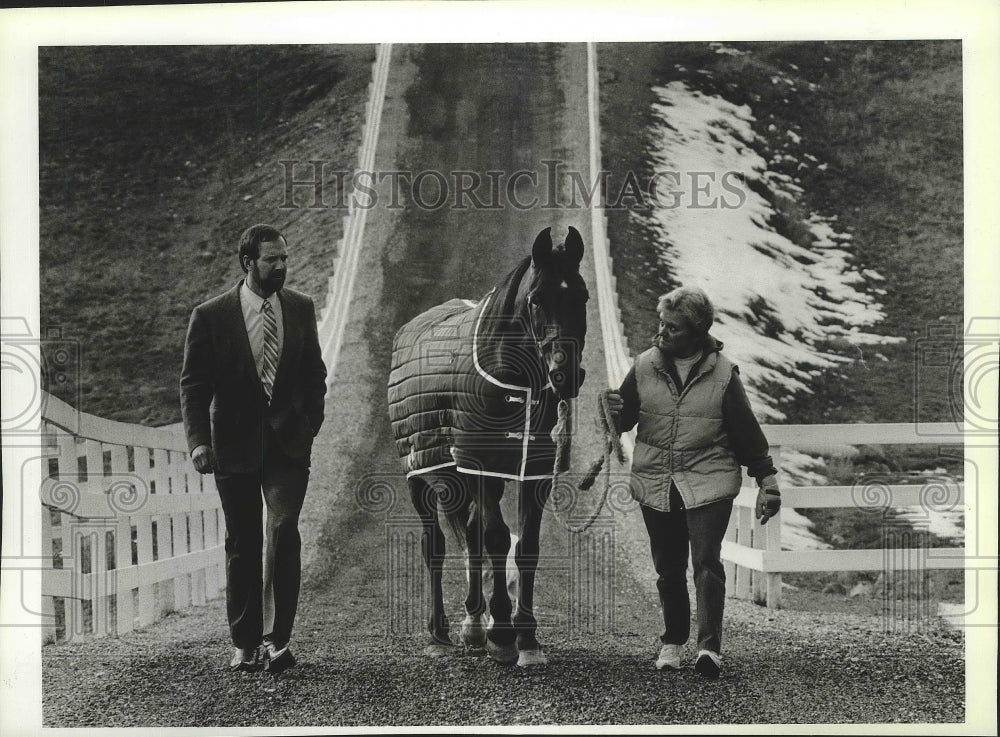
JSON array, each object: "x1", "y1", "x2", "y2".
[{"x1": 477, "y1": 255, "x2": 532, "y2": 340}]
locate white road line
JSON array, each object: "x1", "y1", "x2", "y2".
[
  {"x1": 586, "y1": 41, "x2": 635, "y2": 457},
  {"x1": 317, "y1": 43, "x2": 393, "y2": 381}
]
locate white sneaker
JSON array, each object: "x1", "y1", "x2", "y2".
[
  {"x1": 694, "y1": 649, "x2": 721, "y2": 679},
  {"x1": 655, "y1": 643, "x2": 681, "y2": 670}
]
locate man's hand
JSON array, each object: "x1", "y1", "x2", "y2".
[
  {"x1": 191, "y1": 444, "x2": 215, "y2": 474},
  {"x1": 755, "y1": 474, "x2": 781, "y2": 525}
]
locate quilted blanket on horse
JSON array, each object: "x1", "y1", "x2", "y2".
[{"x1": 388, "y1": 294, "x2": 559, "y2": 481}]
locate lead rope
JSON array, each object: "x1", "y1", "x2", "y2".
[{"x1": 549, "y1": 391, "x2": 625, "y2": 534}]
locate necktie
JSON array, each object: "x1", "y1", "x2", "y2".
[{"x1": 261, "y1": 299, "x2": 279, "y2": 402}]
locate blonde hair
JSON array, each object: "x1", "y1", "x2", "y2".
[{"x1": 657, "y1": 286, "x2": 714, "y2": 335}]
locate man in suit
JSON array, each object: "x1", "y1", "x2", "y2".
[{"x1": 180, "y1": 223, "x2": 327, "y2": 674}]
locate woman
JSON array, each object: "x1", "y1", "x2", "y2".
[{"x1": 607, "y1": 286, "x2": 781, "y2": 679}]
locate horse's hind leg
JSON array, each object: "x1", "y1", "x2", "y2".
[
  {"x1": 513, "y1": 478, "x2": 553, "y2": 666},
  {"x1": 459, "y1": 481, "x2": 488, "y2": 651},
  {"x1": 408, "y1": 475, "x2": 451, "y2": 655}
]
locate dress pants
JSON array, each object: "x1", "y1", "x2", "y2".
[
  {"x1": 640, "y1": 483, "x2": 734, "y2": 654},
  {"x1": 215, "y1": 438, "x2": 309, "y2": 651}
]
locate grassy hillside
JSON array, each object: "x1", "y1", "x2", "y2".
[
  {"x1": 39, "y1": 45, "x2": 375, "y2": 425},
  {"x1": 599, "y1": 41, "x2": 963, "y2": 427}
]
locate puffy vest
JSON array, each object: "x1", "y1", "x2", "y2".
[{"x1": 630, "y1": 346, "x2": 743, "y2": 511}]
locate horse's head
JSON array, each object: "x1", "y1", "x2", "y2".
[{"x1": 519, "y1": 226, "x2": 589, "y2": 400}]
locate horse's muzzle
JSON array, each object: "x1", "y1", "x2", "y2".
[{"x1": 549, "y1": 366, "x2": 586, "y2": 400}]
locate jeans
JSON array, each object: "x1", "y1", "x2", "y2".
[
  {"x1": 216, "y1": 440, "x2": 309, "y2": 650},
  {"x1": 640, "y1": 483, "x2": 733, "y2": 654}
]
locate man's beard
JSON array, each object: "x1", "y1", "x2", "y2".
[{"x1": 253, "y1": 266, "x2": 285, "y2": 293}]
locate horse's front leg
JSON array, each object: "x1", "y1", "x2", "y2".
[
  {"x1": 476, "y1": 477, "x2": 517, "y2": 664},
  {"x1": 513, "y1": 477, "x2": 552, "y2": 666},
  {"x1": 408, "y1": 477, "x2": 451, "y2": 656}
]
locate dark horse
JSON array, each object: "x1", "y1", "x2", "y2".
[{"x1": 387, "y1": 226, "x2": 588, "y2": 666}]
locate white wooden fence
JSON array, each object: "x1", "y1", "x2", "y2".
[
  {"x1": 39, "y1": 392, "x2": 224, "y2": 642},
  {"x1": 726, "y1": 422, "x2": 970, "y2": 608}
]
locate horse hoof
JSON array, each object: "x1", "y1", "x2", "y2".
[
  {"x1": 486, "y1": 639, "x2": 519, "y2": 665},
  {"x1": 423, "y1": 642, "x2": 454, "y2": 658},
  {"x1": 461, "y1": 616, "x2": 487, "y2": 649},
  {"x1": 517, "y1": 648, "x2": 548, "y2": 667}
]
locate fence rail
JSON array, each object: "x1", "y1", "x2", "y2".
[
  {"x1": 724, "y1": 424, "x2": 970, "y2": 608},
  {"x1": 39, "y1": 392, "x2": 224, "y2": 643},
  {"x1": 725, "y1": 426, "x2": 968, "y2": 608}
]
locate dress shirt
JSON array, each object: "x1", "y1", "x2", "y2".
[{"x1": 240, "y1": 280, "x2": 284, "y2": 380}]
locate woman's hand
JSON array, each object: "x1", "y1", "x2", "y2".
[
  {"x1": 604, "y1": 390, "x2": 624, "y2": 422},
  {"x1": 755, "y1": 474, "x2": 781, "y2": 524}
]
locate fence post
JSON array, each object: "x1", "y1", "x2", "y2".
[
  {"x1": 40, "y1": 504, "x2": 58, "y2": 644},
  {"x1": 734, "y1": 503, "x2": 753, "y2": 601},
  {"x1": 115, "y1": 512, "x2": 135, "y2": 635},
  {"x1": 190, "y1": 508, "x2": 207, "y2": 606},
  {"x1": 751, "y1": 508, "x2": 766, "y2": 605},
  {"x1": 131, "y1": 446, "x2": 157, "y2": 626},
  {"x1": 723, "y1": 511, "x2": 737, "y2": 594},
  {"x1": 170, "y1": 451, "x2": 192, "y2": 611},
  {"x1": 92, "y1": 524, "x2": 112, "y2": 636},
  {"x1": 109, "y1": 444, "x2": 132, "y2": 634},
  {"x1": 765, "y1": 445, "x2": 783, "y2": 608},
  {"x1": 55, "y1": 432, "x2": 86, "y2": 639},
  {"x1": 204, "y1": 503, "x2": 224, "y2": 599}
]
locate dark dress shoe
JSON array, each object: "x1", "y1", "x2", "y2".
[
  {"x1": 263, "y1": 643, "x2": 296, "y2": 674},
  {"x1": 229, "y1": 647, "x2": 259, "y2": 672}
]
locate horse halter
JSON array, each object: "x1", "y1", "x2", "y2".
[{"x1": 526, "y1": 296, "x2": 581, "y2": 396}]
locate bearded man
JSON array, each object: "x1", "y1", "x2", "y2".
[{"x1": 180, "y1": 224, "x2": 327, "y2": 674}]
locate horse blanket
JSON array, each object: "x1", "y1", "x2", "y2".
[{"x1": 388, "y1": 293, "x2": 560, "y2": 481}]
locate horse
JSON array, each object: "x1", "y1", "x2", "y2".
[{"x1": 387, "y1": 225, "x2": 588, "y2": 666}]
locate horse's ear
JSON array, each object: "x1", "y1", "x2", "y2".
[
  {"x1": 532, "y1": 227, "x2": 553, "y2": 266},
  {"x1": 565, "y1": 226, "x2": 584, "y2": 265}
]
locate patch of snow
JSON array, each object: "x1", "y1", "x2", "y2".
[
  {"x1": 937, "y1": 602, "x2": 965, "y2": 629},
  {"x1": 782, "y1": 507, "x2": 832, "y2": 551},
  {"x1": 643, "y1": 81, "x2": 903, "y2": 422},
  {"x1": 893, "y1": 508, "x2": 964, "y2": 544},
  {"x1": 777, "y1": 449, "x2": 829, "y2": 488},
  {"x1": 709, "y1": 42, "x2": 748, "y2": 57}
]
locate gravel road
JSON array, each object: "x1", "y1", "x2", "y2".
[{"x1": 41, "y1": 43, "x2": 966, "y2": 729}]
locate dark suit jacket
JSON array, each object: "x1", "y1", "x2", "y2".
[{"x1": 180, "y1": 280, "x2": 328, "y2": 474}]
